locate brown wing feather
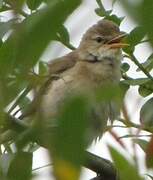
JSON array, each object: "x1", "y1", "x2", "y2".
[
  {"x1": 48, "y1": 51, "x2": 78, "y2": 75},
  {"x1": 19, "y1": 51, "x2": 78, "y2": 119}
]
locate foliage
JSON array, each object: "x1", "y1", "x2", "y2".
[{"x1": 0, "y1": 0, "x2": 153, "y2": 180}]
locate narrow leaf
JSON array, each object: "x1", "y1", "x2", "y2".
[{"x1": 109, "y1": 146, "x2": 142, "y2": 180}]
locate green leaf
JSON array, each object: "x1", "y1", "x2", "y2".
[
  {"x1": 145, "y1": 174, "x2": 153, "y2": 180},
  {"x1": 0, "y1": 0, "x2": 81, "y2": 108},
  {"x1": 0, "y1": 0, "x2": 82, "y2": 76},
  {"x1": 7, "y1": 152, "x2": 32, "y2": 180},
  {"x1": 137, "y1": 54, "x2": 153, "y2": 72},
  {"x1": 26, "y1": 0, "x2": 42, "y2": 10},
  {"x1": 146, "y1": 136, "x2": 153, "y2": 168},
  {"x1": 121, "y1": 62, "x2": 130, "y2": 72},
  {"x1": 118, "y1": 0, "x2": 140, "y2": 22},
  {"x1": 141, "y1": 0, "x2": 153, "y2": 46},
  {"x1": 18, "y1": 96, "x2": 31, "y2": 113},
  {"x1": 119, "y1": 81, "x2": 130, "y2": 96},
  {"x1": 119, "y1": 0, "x2": 153, "y2": 46},
  {"x1": 4, "y1": 0, "x2": 26, "y2": 9},
  {"x1": 0, "y1": 0, "x2": 2, "y2": 8},
  {"x1": 38, "y1": 61, "x2": 48, "y2": 75},
  {"x1": 95, "y1": 8, "x2": 107, "y2": 17},
  {"x1": 140, "y1": 97, "x2": 153, "y2": 126},
  {"x1": 105, "y1": 15, "x2": 124, "y2": 25},
  {"x1": 129, "y1": 26, "x2": 145, "y2": 45},
  {"x1": 0, "y1": 76, "x2": 28, "y2": 107},
  {"x1": 134, "y1": 139, "x2": 148, "y2": 152},
  {"x1": 122, "y1": 78, "x2": 150, "y2": 86},
  {"x1": 0, "y1": 153, "x2": 13, "y2": 176},
  {"x1": 95, "y1": 0, "x2": 112, "y2": 17},
  {"x1": 52, "y1": 95, "x2": 89, "y2": 166},
  {"x1": 109, "y1": 146, "x2": 142, "y2": 180},
  {"x1": 51, "y1": 95, "x2": 89, "y2": 180},
  {"x1": 125, "y1": 26, "x2": 145, "y2": 54},
  {"x1": 0, "y1": 19, "x2": 15, "y2": 39},
  {"x1": 138, "y1": 81, "x2": 153, "y2": 97},
  {"x1": 96, "y1": 0, "x2": 105, "y2": 10},
  {"x1": 55, "y1": 25, "x2": 70, "y2": 44},
  {"x1": 95, "y1": 7, "x2": 112, "y2": 17}
]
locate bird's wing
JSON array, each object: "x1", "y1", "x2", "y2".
[
  {"x1": 48, "y1": 51, "x2": 78, "y2": 75},
  {"x1": 19, "y1": 52, "x2": 78, "y2": 119}
]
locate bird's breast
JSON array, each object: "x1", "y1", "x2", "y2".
[
  {"x1": 41, "y1": 58, "x2": 121, "y2": 119},
  {"x1": 72, "y1": 59, "x2": 121, "y2": 87}
]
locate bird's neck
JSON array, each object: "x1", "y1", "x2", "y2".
[{"x1": 75, "y1": 48, "x2": 122, "y2": 65}]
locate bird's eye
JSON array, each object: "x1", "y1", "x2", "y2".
[{"x1": 94, "y1": 37, "x2": 104, "y2": 43}]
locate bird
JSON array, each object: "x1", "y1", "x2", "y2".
[{"x1": 26, "y1": 19, "x2": 128, "y2": 143}]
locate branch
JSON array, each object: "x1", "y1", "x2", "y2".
[
  {"x1": 84, "y1": 151, "x2": 118, "y2": 180},
  {"x1": 130, "y1": 54, "x2": 153, "y2": 80}
]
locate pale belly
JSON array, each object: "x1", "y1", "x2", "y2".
[{"x1": 40, "y1": 60, "x2": 121, "y2": 140}]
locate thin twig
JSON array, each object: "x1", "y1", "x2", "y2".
[
  {"x1": 32, "y1": 163, "x2": 53, "y2": 171},
  {"x1": 130, "y1": 54, "x2": 153, "y2": 80}
]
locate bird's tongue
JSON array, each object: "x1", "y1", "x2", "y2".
[{"x1": 107, "y1": 33, "x2": 129, "y2": 49}]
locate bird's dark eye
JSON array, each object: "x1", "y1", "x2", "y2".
[{"x1": 95, "y1": 37, "x2": 104, "y2": 43}]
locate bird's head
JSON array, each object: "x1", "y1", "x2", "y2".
[{"x1": 78, "y1": 19, "x2": 128, "y2": 62}]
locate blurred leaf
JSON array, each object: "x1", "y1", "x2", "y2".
[
  {"x1": 54, "y1": 25, "x2": 75, "y2": 50},
  {"x1": 109, "y1": 146, "x2": 142, "y2": 180},
  {"x1": 96, "y1": 84, "x2": 124, "y2": 102},
  {"x1": 55, "y1": 25, "x2": 70, "y2": 44},
  {"x1": 119, "y1": 81, "x2": 130, "y2": 95},
  {"x1": 4, "y1": 0, "x2": 25, "y2": 10},
  {"x1": 121, "y1": 62, "x2": 130, "y2": 72},
  {"x1": 0, "y1": 77, "x2": 28, "y2": 107},
  {"x1": 141, "y1": 0, "x2": 153, "y2": 46},
  {"x1": 138, "y1": 81, "x2": 153, "y2": 97},
  {"x1": 105, "y1": 15, "x2": 124, "y2": 25},
  {"x1": 26, "y1": 0, "x2": 42, "y2": 10},
  {"x1": 54, "y1": 160, "x2": 80, "y2": 180},
  {"x1": 7, "y1": 152, "x2": 32, "y2": 180},
  {"x1": 140, "y1": 98, "x2": 153, "y2": 126},
  {"x1": 146, "y1": 136, "x2": 153, "y2": 168},
  {"x1": 134, "y1": 139, "x2": 148, "y2": 152},
  {"x1": 119, "y1": 0, "x2": 141, "y2": 22},
  {"x1": 18, "y1": 96, "x2": 31, "y2": 113},
  {"x1": 120, "y1": 0, "x2": 153, "y2": 46},
  {"x1": 129, "y1": 26, "x2": 145, "y2": 46},
  {"x1": 53, "y1": 96, "x2": 88, "y2": 165},
  {"x1": 125, "y1": 26, "x2": 145, "y2": 54},
  {"x1": 137, "y1": 54, "x2": 153, "y2": 72},
  {"x1": 0, "y1": 0, "x2": 81, "y2": 76},
  {"x1": 0, "y1": 0, "x2": 81, "y2": 108},
  {"x1": 0, "y1": 5, "x2": 11, "y2": 12},
  {"x1": 0, "y1": 19, "x2": 15, "y2": 39},
  {"x1": 112, "y1": 0, "x2": 117, "y2": 7},
  {"x1": 27, "y1": 143, "x2": 40, "y2": 153},
  {"x1": 95, "y1": 8, "x2": 112, "y2": 17},
  {"x1": 145, "y1": 174, "x2": 153, "y2": 180},
  {"x1": 122, "y1": 78, "x2": 149, "y2": 86},
  {"x1": 95, "y1": 0, "x2": 112, "y2": 17},
  {"x1": 0, "y1": 0, "x2": 2, "y2": 7},
  {"x1": 0, "y1": 153, "x2": 13, "y2": 176},
  {"x1": 96, "y1": 0, "x2": 105, "y2": 10},
  {"x1": 95, "y1": 1, "x2": 124, "y2": 25},
  {"x1": 52, "y1": 96, "x2": 89, "y2": 180},
  {"x1": 38, "y1": 61, "x2": 48, "y2": 75}
]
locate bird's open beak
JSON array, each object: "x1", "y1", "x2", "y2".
[{"x1": 107, "y1": 32, "x2": 129, "y2": 49}]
